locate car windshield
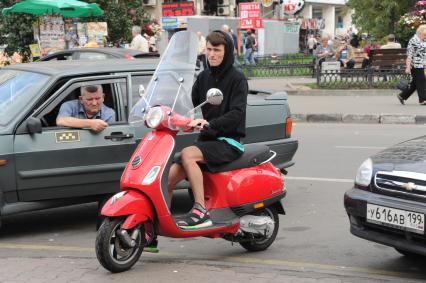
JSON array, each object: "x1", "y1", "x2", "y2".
[
  {"x1": 0, "y1": 69, "x2": 50, "y2": 127},
  {"x1": 129, "y1": 31, "x2": 198, "y2": 123}
]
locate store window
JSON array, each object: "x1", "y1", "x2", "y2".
[{"x1": 312, "y1": 7, "x2": 323, "y2": 19}]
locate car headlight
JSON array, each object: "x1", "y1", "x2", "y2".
[
  {"x1": 355, "y1": 158, "x2": 373, "y2": 187},
  {"x1": 145, "y1": 106, "x2": 164, "y2": 128}
]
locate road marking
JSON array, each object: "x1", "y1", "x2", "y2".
[
  {"x1": 335, "y1": 146, "x2": 386, "y2": 150},
  {"x1": 0, "y1": 243, "x2": 418, "y2": 279},
  {"x1": 285, "y1": 176, "x2": 353, "y2": 183}
]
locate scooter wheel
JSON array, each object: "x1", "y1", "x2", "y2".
[
  {"x1": 239, "y1": 206, "x2": 279, "y2": 252},
  {"x1": 96, "y1": 217, "x2": 143, "y2": 273}
]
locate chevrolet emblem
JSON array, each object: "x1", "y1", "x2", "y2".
[
  {"x1": 55, "y1": 131, "x2": 80, "y2": 143},
  {"x1": 402, "y1": 182, "x2": 417, "y2": 191}
]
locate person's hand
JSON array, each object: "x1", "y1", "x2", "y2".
[
  {"x1": 89, "y1": 119, "x2": 108, "y2": 132},
  {"x1": 405, "y1": 66, "x2": 411, "y2": 75},
  {"x1": 188, "y1": 118, "x2": 209, "y2": 130}
]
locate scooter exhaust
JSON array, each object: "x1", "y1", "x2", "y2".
[{"x1": 239, "y1": 215, "x2": 274, "y2": 236}]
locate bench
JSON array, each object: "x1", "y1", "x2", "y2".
[
  {"x1": 353, "y1": 49, "x2": 365, "y2": 69},
  {"x1": 370, "y1": 48, "x2": 406, "y2": 70}
]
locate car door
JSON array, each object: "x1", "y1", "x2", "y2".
[{"x1": 13, "y1": 74, "x2": 143, "y2": 201}]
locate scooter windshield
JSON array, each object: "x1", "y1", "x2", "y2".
[{"x1": 129, "y1": 31, "x2": 198, "y2": 123}]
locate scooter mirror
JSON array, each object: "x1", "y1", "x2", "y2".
[
  {"x1": 138, "y1": 84, "x2": 145, "y2": 97},
  {"x1": 206, "y1": 88, "x2": 223, "y2": 106}
]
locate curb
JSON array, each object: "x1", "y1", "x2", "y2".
[
  {"x1": 293, "y1": 113, "x2": 426, "y2": 125},
  {"x1": 286, "y1": 89, "x2": 399, "y2": 96}
]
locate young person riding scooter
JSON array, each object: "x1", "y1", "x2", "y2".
[{"x1": 168, "y1": 30, "x2": 249, "y2": 229}]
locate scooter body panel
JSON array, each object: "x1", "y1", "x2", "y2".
[
  {"x1": 203, "y1": 163, "x2": 284, "y2": 209},
  {"x1": 120, "y1": 130, "x2": 176, "y2": 219},
  {"x1": 101, "y1": 190, "x2": 154, "y2": 229}
]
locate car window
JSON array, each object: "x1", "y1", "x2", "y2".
[
  {"x1": 41, "y1": 82, "x2": 123, "y2": 128},
  {"x1": 0, "y1": 70, "x2": 50, "y2": 127},
  {"x1": 78, "y1": 52, "x2": 114, "y2": 60},
  {"x1": 128, "y1": 75, "x2": 152, "y2": 107},
  {"x1": 45, "y1": 53, "x2": 73, "y2": 61}
]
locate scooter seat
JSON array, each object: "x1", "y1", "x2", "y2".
[{"x1": 174, "y1": 144, "x2": 273, "y2": 173}]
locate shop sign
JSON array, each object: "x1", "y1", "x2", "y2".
[
  {"x1": 239, "y1": 2, "x2": 263, "y2": 29},
  {"x1": 283, "y1": 23, "x2": 300, "y2": 33},
  {"x1": 161, "y1": 17, "x2": 178, "y2": 29},
  {"x1": 162, "y1": 2, "x2": 194, "y2": 17},
  {"x1": 282, "y1": 0, "x2": 305, "y2": 15}
]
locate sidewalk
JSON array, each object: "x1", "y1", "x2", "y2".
[{"x1": 248, "y1": 77, "x2": 426, "y2": 124}]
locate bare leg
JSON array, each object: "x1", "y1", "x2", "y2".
[
  {"x1": 168, "y1": 163, "x2": 186, "y2": 201},
  {"x1": 180, "y1": 146, "x2": 205, "y2": 207}
]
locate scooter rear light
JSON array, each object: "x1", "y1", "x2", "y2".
[{"x1": 285, "y1": 117, "x2": 293, "y2": 138}]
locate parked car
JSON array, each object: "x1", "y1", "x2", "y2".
[
  {"x1": 0, "y1": 59, "x2": 298, "y2": 227},
  {"x1": 344, "y1": 136, "x2": 426, "y2": 257},
  {"x1": 39, "y1": 48, "x2": 159, "y2": 61}
]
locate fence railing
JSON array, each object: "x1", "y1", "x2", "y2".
[
  {"x1": 316, "y1": 68, "x2": 408, "y2": 89},
  {"x1": 241, "y1": 63, "x2": 315, "y2": 77}
]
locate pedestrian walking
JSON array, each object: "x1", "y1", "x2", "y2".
[
  {"x1": 397, "y1": 25, "x2": 426, "y2": 105},
  {"x1": 307, "y1": 34, "x2": 317, "y2": 55},
  {"x1": 244, "y1": 30, "x2": 256, "y2": 66}
]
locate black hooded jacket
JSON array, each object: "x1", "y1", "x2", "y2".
[{"x1": 192, "y1": 31, "x2": 248, "y2": 142}]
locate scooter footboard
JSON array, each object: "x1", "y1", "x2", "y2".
[{"x1": 101, "y1": 190, "x2": 154, "y2": 229}]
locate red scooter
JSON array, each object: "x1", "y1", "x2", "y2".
[{"x1": 95, "y1": 31, "x2": 286, "y2": 273}]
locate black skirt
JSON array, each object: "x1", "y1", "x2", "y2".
[{"x1": 194, "y1": 140, "x2": 243, "y2": 167}]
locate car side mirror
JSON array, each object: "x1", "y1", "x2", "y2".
[
  {"x1": 26, "y1": 117, "x2": 42, "y2": 134},
  {"x1": 206, "y1": 88, "x2": 223, "y2": 105}
]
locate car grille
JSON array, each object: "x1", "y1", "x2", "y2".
[{"x1": 375, "y1": 171, "x2": 426, "y2": 198}]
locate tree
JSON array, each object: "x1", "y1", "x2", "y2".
[
  {"x1": 0, "y1": 0, "x2": 36, "y2": 59},
  {"x1": 86, "y1": 0, "x2": 150, "y2": 44},
  {"x1": 348, "y1": 0, "x2": 416, "y2": 38}
]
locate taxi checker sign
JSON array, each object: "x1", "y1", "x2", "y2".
[
  {"x1": 282, "y1": 0, "x2": 305, "y2": 15},
  {"x1": 239, "y1": 2, "x2": 263, "y2": 29},
  {"x1": 55, "y1": 131, "x2": 80, "y2": 143}
]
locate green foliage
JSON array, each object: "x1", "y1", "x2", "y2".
[
  {"x1": 0, "y1": 0, "x2": 36, "y2": 59},
  {"x1": 0, "y1": 0, "x2": 151, "y2": 56},
  {"x1": 86, "y1": 0, "x2": 150, "y2": 43},
  {"x1": 347, "y1": 0, "x2": 416, "y2": 38},
  {"x1": 395, "y1": 23, "x2": 416, "y2": 47}
]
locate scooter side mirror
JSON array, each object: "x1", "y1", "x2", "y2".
[
  {"x1": 138, "y1": 84, "x2": 145, "y2": 97},
  {"x1": 206, "y1": 88, "x2": 223, "y2": 106}
]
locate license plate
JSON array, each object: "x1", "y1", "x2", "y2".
[{"x1": 366, "y1": 204, "x2": 424, "y2": 234}]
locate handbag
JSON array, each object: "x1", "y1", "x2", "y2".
[{"x1": 396, "y1": 78, "x2": 410, "y2": 92}]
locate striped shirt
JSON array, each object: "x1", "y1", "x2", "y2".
[{"x1": 407, "y1": 35, "x2": 426, "y2": 68}]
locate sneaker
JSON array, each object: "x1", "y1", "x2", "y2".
[
  {"x1": 420, "y1": 101, "x2": 426, "y2": 105},
  {"x1": 397, "y1": 94, "x2": 405, "y2": 105},
  {"x1": 177, "y1": 203, "x2": 213, "y2": 229},
  {"x1": 144, "y1": 237, "x2": 159, "y2": 253}
]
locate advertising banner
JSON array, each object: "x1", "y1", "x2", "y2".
[
  {"x1": 162, "y1": 2, "x2": 194, "y2": 17},
  {"x1": 239, "y1": 2, "x2": 263, "y2": 29}
]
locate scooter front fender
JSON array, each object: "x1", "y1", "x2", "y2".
[{"x1": 101, "y1": 190, "x2": 154, "y2": 229}]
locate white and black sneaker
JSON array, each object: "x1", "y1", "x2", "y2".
[{"x1": 177, "y1": 203, "x2": 213, "y2": 229}]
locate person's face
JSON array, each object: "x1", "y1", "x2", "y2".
[
  {"x1": 340, "y1": 41, "x2": 347, "y2": 48},
  {"x1": 321, "y1": 39, "x2": 328, "y2": 47},
  {"x1": 206, "y1": 42, "x2": 225, "y2": 67},
  {"x1": 80, "y1": 90, "x2": 104, "y2": 116},
  {"x1": 419, "y1": 31, "x2": 426, "y2": 41}
]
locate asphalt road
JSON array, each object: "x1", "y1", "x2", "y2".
[{"x1": 1, "y1": 123, "x2": 426, "y2": 283}]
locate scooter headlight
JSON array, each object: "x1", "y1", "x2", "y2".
[
  {"x1": 355, "y1": 158, "x2": 373, "y2": 187},
  {"x1": 145, "y1": 106, "x2": 164, "y2": 128}
]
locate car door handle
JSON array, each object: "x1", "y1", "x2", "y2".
[{"x1": 104, "y1": 132, "x2": 134, "y2": 141}]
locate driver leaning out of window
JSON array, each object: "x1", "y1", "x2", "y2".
[{"x1": 56, "y1": 85, "x2": 116, "y2": 133}]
